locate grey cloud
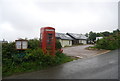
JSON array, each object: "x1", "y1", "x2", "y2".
[{"x1": 0, "y1": 0, "x2": 118, "y2": 41}]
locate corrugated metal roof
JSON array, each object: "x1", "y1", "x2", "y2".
[
  {"x1": 67, "y1": 33, "x2": 87, "y2": 40},
  {"x1": 56, "y1": 33, "x2": 73, "y2": 40}
]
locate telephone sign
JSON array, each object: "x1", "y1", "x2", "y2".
[{"x1": 40, "y1": 27, "x2": 56, "y2": 55}]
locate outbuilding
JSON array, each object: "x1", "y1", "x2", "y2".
[
  {"x1": 66, "y1": 33, "x2": 87, "y2": 45},
  {"x1": 56, "y1": 33, "x2": 73, "y2": 47}
]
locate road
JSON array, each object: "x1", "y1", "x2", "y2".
[
  {"x1": 4, "y1": 49, "x2": 119, "y2": 79},
  {"x1": 63, "y1": 45, "x2": 110, "y2": 58}
]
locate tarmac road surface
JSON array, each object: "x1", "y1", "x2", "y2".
[
  {"x1": 63, "y1": 45, "x2": 110, "y2": 58},
  {"x1": 4, "y1": 49, "x2": 119, "y2": 79}
]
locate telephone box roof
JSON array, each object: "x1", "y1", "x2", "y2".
[{"x1": 41, "y1": 27, "x2": 55, "y2": 30}]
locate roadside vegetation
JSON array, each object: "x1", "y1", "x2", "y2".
[
  {"x1": 95, "y1": 32, "x2": 120, "y2": 50},
  {"x1": 86, "y1": 29, "x2": 120, "y2": 50},
  {"x1": 2, "y1": 39, "x2": 74, "y2": 77},
  {"x1": 3, "y1": 29, "x2": 120, "y2": 77}
]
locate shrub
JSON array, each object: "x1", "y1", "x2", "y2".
[
  {"x1": 3, "y1": 47, "x2": 73, "y2": 77},
  {"x1": 2, "y1": 38, "x2": 73, "y2": 77},
  {"x1": 28, "y1": 38, "x2": 62, "y2": 50},
  {"x1": 95, "y1": 33, "x2": 120, "y2": 50},
  {"x1": 2, "y1": 42, "x2": 17, "y2": 59},
  {"x1": 56, "y1": 40, "x2": 62, "y2": 49},
  {"x1": 28, "y1": 38, "x2": 40, "y2": 49}
]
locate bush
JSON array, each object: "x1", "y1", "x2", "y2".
[
  {"x1": 95, "y1": 33, "x2": 120, "y2": 50},
  {"x1": 28, "y1": 38, "x2": 40, "y2": 49},
  {"x1": 56, "y1": 40, "x2": 62, "y2": 49},
  {"x1": 28, "y1": 39, "x2": 62, "y2": 50},
  {"x1": 2, "y1": 42, "x2": 18, "y2": 59},
  {"x1": 3, "y1": 48, "x2": 73, "y2": 77},
  {"x1": 2, "y1": 38, "x2": 73, "y2": 77}
]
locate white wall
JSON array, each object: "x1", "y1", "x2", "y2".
[
  {"x1": 58, "y1": 39, "x2": 72, "y2": 47},
  {"x1": 79, "y1": 40, "x2": 87, "y2": 44}
]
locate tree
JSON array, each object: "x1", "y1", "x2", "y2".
[
  {"x1": 113, "y1": 29, "x2": 120, "y2": 35},
  {"x1": 85, "y1": 33, "x2": 89, "y2": 37},
  {"x1": 96, "y1": 33, "x2": 102, "y2": 37},
  {"x1": 88, "y1": 31, "x2": 97, "y2": 43},
  {"x1": 101, "y1": 31, "x2": 111, "y2": 37}
]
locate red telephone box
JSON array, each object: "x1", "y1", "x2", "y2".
[{"x1": 40, "y1": 27, "x2": 56, "y2": 55}]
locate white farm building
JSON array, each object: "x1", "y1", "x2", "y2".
[
  {"x1": 66, "y1": 33, "x2": 87, "y2": 45},
  {"x1": 56, "y1": 33, "x2": 73, "y2": 47},
  {"x1": 56, "y1": 33, "x2": 87, "y2": 47}
]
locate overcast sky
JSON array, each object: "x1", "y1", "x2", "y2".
[{"x1": 0, "y1": 0, "x2": 119, "y2": 41}]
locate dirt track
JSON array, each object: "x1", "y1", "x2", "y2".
[{"x1": 62, "y1": 44, "x2": 110, "y2": 58}]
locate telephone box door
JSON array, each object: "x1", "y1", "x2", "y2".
[{"x1": 46, "y1": 32, "x2": 55, "y2": 55}]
